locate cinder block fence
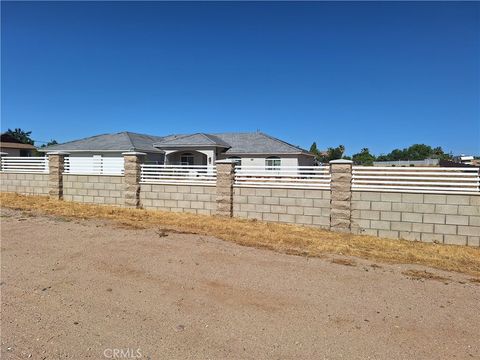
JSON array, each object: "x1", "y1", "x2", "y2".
[{"x1": 1, "y1": 152, "x2": 479, "y2": 247}]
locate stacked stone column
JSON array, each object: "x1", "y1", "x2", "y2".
[
  {"x1": 329, "y1": 159, "x2": 353, "y2": 232},
  {"x1": 47, "y1": 152, "x2": 69, "y2": 200},
  {"x1": 122, "y1": 152, "x2": 146, "y2": 208},
  {"x1": 215, "y1": 160, "x2": 236, "y2": 217}
]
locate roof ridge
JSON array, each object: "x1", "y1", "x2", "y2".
[
  {"x1": 123, "y1": 132, "x2": 137, "y2": 149},
  {"x1": 199, "y1": 133, "x2": 220, "y2": 144}
]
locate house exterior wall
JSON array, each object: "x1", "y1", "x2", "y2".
[
  {"x1": 0, "y1": 172, "x2": 49, "y2": 195},
  {"x1": 1, "y1": 148, "x2": 21, "y2": 157},
  {"x1": 140, "y1": 184, "x2": 216, "y2": 215},
  {"x1": 351, "y1": 191, "x2": 480, "y2": 246},
  {"x1": 63, "y1": 174, "x2": 124, "y2": 206},
  {"x1": 233, "y1": 187, "x2": 331, "y2": 228},
  {"x1": 219, "y1": 154, "x2": 315, "y2": 167}
]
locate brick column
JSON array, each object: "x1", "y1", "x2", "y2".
[
  {"x1": 122, "y1": 152, "x2": 146, "y2": 208},
  {"x1": 329, "y1": 159, "x2": 353, "y2": 233},
  {"x1": 47, "y1": 152, "x2": 69, "y2": 200},
  {"x1": 215, "y1": 160, "x2": 236, "y2": 217}
]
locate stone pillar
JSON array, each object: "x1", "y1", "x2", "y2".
[
  {"x1": 122, "y1": 152, "x2": 146, "y2": 208},
  {"x1": 47, "y1": 152, "x2": 69, "y2": 200},
  {"x1": 329, "y1": 159, "x2": 353, "y2": 233},
  {"x1": 215, "y1": 160, "x2": 236, "y2": 217}
]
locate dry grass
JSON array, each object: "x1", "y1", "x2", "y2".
[{"x1": 1, "y1": 193, "x2": 480, "y2": 277}]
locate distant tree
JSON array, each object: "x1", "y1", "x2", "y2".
[
  {"x1": 40, "y1": 140, "x2": 58, "y2": 148},
  {"x1": 309, "y1": 142, "x2": 319, "y2": 156},
  {"x1": 5, "y1": 128, "x2": 34, "y2": 145},
  {"x1": 352, "y1": 148, "x2": 375, "y2": 166},
  {"x1": 317, "y1": 145, "x2": 345, "y2": 163},
  {"x1": 376, "y1": 144, "x2": 452, "y2": 162}
]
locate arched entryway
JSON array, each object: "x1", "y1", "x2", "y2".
[{"x1": 165, "y1": 150, "x2": 208, "y2": 166}]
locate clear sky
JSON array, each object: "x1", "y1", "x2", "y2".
[{"x1": 1, "y1": 1, "x2": 479, "y2": 156}]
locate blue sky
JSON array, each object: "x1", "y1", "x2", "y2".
[{"x1": 1, "y1": 1, "x2": 479, "y2": 155}]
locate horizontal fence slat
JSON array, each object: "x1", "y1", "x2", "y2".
[
  {"x1": 140, "y1": 164, "x2": 217, "y2": 185},
  {"x1": 64, "y1": 157, "x2": 124, "y2": 176},
  {"x1": 0, "y1": 156, "x2": 48, "y2": 173},
  {"x1": 234, "y1": 166, "x2": 331, "y2": 190},
  {"x1": 352, "y1": 166, "x2": 480, "y2": 194}
]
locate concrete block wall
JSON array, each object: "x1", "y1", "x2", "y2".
[
  {"x1": 140, "y1": 184, "x2": 216, "y2": 215},
  {"x1": 0, "y1": 172, "x2": 49, "y2": 196},
  {"x1": 63, "y1": 175, "x2": 124, "y2": 206},
  {"x1": 352, "y1": 191, "x2": 480, "y2": 247},
  {"x1": 233, "y1": 187, "x2": 331, "y2": 228}
]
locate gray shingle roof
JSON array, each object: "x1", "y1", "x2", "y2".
[
  {"x1": 39, "y1": 132, "x2": 168, "y2": 153},
  {"x1": 153, "y1": 133, "x2": 231, "y2": 148},
  {"x1": 40, "y1": 131, "x2": 312, "y2": 156},
  {"x1": 213, "y1": 132, "x2": 310, "y2": 155}
]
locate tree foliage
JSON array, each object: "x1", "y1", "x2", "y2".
[
  {"x1": 352, "y1": 148, "x2": 375, "y2": 166},
  {"x1": 376, "y1": 144, "x2": 452, "y2": 161},
  {"x1": 312, "y1": 144, "x2": 346, "y2": 163},
  {"x1": 40, "y1": 140, "x2": 58, "y2": 148},
  {"x1": 5, "y1": 128, "x2": 34, "y2": 145},
  {"x1": 309, "y1": 142, "x2": 453, "y2": 165}
]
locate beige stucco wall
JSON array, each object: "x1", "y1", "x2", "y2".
[
  {"x1": 219, "y1": 154, "x2": 315, "y2": 167},
  {"x1": 233, "y1": 186, "x2": 331, "y2": 228},
  {"x1": 0, "y1": 172, "x2": 49, "y2": 195},
  {"x1": 352, "y1": 191, "x2": 480, "y2": 247},
  {"x1": 63, "y1": 174, "x2": 124, "y2": 206},
  {"x1": 140, "y1": 184, "x2": 216, "y2": 215}
]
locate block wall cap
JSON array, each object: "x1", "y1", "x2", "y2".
[
  {"x1": 330, "y1": 159, "x2": 353, "y2": 164},
  {"x1": 47, "y1": 151, "x2": 70, "y2": 155},
  {"x1": 121, "y1": 152, "x2": 147, "y2": 156},
  {"x1": 215, "y1": 160, "x2": 238, "y2": 164}
]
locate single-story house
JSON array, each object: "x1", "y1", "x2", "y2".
[
  {"x1": 39, "y1": 131, "x2": 315, "y2": 166},
  {"x1": 0, "y1": 133, "x2": 37, "y2": 157}
]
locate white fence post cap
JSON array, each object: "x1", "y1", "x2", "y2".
[
  {"x1": 329, "y1": 159, "x2": 353, "y2": 164},
  {"x1": 121, "y1": 151, "x2": 147, "y2": 156},
  {"x1": 46, "y1": 151, "x2": 70, "y2": 155}
]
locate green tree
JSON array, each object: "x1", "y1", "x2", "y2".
[
  {"x1": 40, "y1": 140, "x2": 58, "y2": 148},
  {"x1": 377, "y1": 144, "x2": 452, "y2": 161},
  {"x1": 352, "y1": 148, "x2": 375, "y2": 166},
  {"x1": 318, "y1": 145, "x2": 345, "y2": 163},
  {"x1": 5, "y1": 128, "x2": 34, "y2": 145},
  {"x1": 309, "y1": 142, "x2": 319, "y2": 157}
]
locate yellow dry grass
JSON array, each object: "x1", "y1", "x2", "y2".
[{"x1": 1, "y1": 192, "x2": 480, "y2": 277}]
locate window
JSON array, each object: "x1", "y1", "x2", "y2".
[
  {"x1": 265, "y1": 156, "x2": 281, "y2": 170},
  {"x1": 180, "y1": 153, "x2": 194, "y2": 166}
]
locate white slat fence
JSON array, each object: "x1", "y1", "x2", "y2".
[
  {"x1": 352, "y1": 166, "x2": 480, "y2": 194},
  {"x1": 141, "y1": 165, "x2": 217, "y2": 185},
  {"x1": 64, "y1": 157, "x2": 124, "y2": 176},
  {"x1": 0, "y1": 157, "x2": 49, "y2": 173},
  {"x1": 234, "y1": 166, "x2": 331, "y2": 189}
]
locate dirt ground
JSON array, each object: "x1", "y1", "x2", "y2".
[{"x1": 1, "y1": 209, "x2": 479, "y2": 360}]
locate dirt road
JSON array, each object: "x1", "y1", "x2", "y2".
[{"x1": 1, "y1": 208, "x2": 479, "y2": 359}]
